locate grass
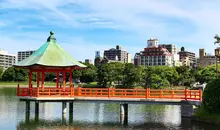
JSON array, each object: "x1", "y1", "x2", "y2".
[
  {"x1": 0, "y1": 81, "x2": 56, "y2": 87},
  {"x1": 194, "y1": 104, "x2": 220, "y2": 124}
]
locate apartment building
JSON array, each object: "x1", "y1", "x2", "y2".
[
  {"x1": 17, "y1": 50, "x2": 35, "y2": 62},
  {"x1": 134, "y1": 38, "x2": 173, "y2": 67},
  {"x1": 85, "y1": 59, "x2": 93, "y2": 64},
  {"x1": 178, "y1": 47, "x2": 196, "y2": 67},
  {"x1": 159, "y1": 44, "x2": 178, "y2": 54},
  {"x1": 0, "y1": 50, "x2": 16, "y2": 70},
  {"x1": 104, "y1": 45, "x2": 130, "y2": 63},
  {"x1": 199, "y1": 49, "x2": 216, "y2": 67}
]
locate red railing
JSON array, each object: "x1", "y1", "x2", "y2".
[{"x1": 17, "y1": 85, "x2": 203, "y2": 101}]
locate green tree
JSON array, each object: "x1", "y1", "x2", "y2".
[
  {"x1": 80, "y1": 63, "x2": 97, "y2": 83},
  {"x1": 203, "y1": 78, "x2": 220, "y2": 113},
  {"x1": 0, "y1": 67, "x2": 3, "y2": 80},
  {"x1": 2, "y1": 67, "x2": 28, "y2": 81},
  {"x1": 113, "y1": 62, "x2": 125, "y2": 85},
  {"x1": 176, "y1": 66, "x2": 195, "y2": 86},
  {"x1": 97, "y1": 62, "x2": 124, "y2": 88},
  {"x1": 14, "y1": 67, "x2": 28, "y2": 81},
  {"x1": 150, "y1": 74, "x2": 170, "y2": 89},
  {"x1": 97, "y1": 63, "x2": 109, "y2": 87},
  {"x1": 2, "y1": 67, "x2": 16, "y2": 81},
  {"x1": 45, "y1": 73, "x2": 56, "y2": 81},
  {"x1": 122, "y1": 63, "x2": 139, "y2": 88},
  {"x1": 195, "y1": 65, "x2": 217, "y2": 84}
]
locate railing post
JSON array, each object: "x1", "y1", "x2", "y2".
[
  {"x1": 30, "y1": 84, "x2": 33, "y2": 96},
  {"x1": 199, "y1": 90, "x2": 202, "y2": 101},
  {"x1": 108, "y1": 88, "x2": 110, "y2": 98},
  {"x1": 72, "y1": 87, "x2": 74, "y2": 97},
  {"x1": 146, "y1": 88, "x2": 150, "y2": 98},
  {"x1": 146, "y1": 88, "x2": 148, "y2": 98},
  {"x1": 160, "y1": 89, "x2": 163, "y2": 98},
  {"x1": 17, "y1": 84, "x2": 20, "y2": 96},
  {"x1": 172, "y1": 90, "x2": 174, "y2": 98},
  {"x1": 184, "y1": 88, "x2": 187, "y2": 100},
  {"x1": 70, "y1": 87, "x2": 74, "y2": 97},
  {"x1": 78, "y1": 87, "x2": 81, "y2": 96},
  {"x1": 36, "y1": 87, "x2": 39, "y2": 97}
]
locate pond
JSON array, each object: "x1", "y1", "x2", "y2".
[{"x1": 0, "y1": 87, "x2": 219, "y2": 129}]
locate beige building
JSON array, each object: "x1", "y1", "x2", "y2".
[
  {"x1": 199, "y1": 49, "x2": 216, "y2": 67},
  {"x1": 180, "y1": 56, "x2": 190, "y2": 66},
  {"x1": 0, "y1": 50, "x2": 16, "y2": 70},
  {"x1": 85, "y1": 59, "x2": 93, "y2": 64}
]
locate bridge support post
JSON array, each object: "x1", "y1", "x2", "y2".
[
  {"x1": 62, "y1": 102, "x2": 67, "y2": 125},
  {"x1": 35, "y1": 102, "x2": 39, "y2": 122},
  {"x1": 62, "y1": 102, "x2": 67, "y2": 114},
  {"x1": 25, "y1": 101, "x2": 30, "y2": 123},
  {"x1": 120, "y1": 104, "x2": 128, "y2": 125},
  {"x1": 181, "y1": 104, "x2": 194, "y2": 117},
  {"x1": 69, "y1": 102, "x2": 74, "y2": 123}
]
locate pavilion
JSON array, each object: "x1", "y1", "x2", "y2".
[{"x1": 15, "y1": 31, "x2": 86, "y2": 94}]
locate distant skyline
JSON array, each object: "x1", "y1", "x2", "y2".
[{"x1": 1, "y1": 0, "x2": 220, "y2": 61}]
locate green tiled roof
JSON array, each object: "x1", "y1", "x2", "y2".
[{"x1": 14, "y1": 31, "x2": 87, "y2": 68}]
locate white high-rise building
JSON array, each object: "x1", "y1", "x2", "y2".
[
  {"x1": 95, "y1": 51, "x2": 104, "y2": 58},
  {"x1": 17, "y1": 50, "x2": 35, "y2": 62},
  {"x1": 0, "y1": 49, "x2": 16, "y2": 70}
]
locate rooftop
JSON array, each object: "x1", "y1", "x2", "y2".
[{"x1": 14, "y1": 31, "x2": 86, "y2": 68}]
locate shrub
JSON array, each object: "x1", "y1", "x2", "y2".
[{"x1": 203, "y1": 78, "x2": 220, "y2": 113}]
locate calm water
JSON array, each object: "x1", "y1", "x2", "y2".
[{"x1": 0, "y1": 87, "x2": 219, "y2": 130}]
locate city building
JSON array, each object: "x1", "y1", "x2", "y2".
[
  {"x1": 17, "y1": 50, "x2": 35, "y2": 62},
  {"x1": 134, "y1": 38, "x2": 173, "y2": 67},
  {"x1": 159, "y1": 44, "x2": 178, "y2": 54},
  {"x1": 199, "y1": 49, "x2": 216, "y2": 67},
  {"x1": 172, "y1": 53, "x2": 182, "y2": 66},
  {"x1": 103, "y1": 45, "x2": 130, "y2": 63},
  {"x1": 0, "y1": 49, "x2": 16, "y2": 70},
  {"x1": 178, "y1": 47, "x2": 196, "y2": 67},
  {"x1": 159, "y1": 44, "x2": 181, "y2": 66},
  {"x1": 95, "y1": 51, "x2": 104, "y2": 59},
  {"x1": 85, "y1": 59, "x2": 93, "y2": 64},
  {"x1": 180, "y1": 56, "x2": 191, "y2": 66}
]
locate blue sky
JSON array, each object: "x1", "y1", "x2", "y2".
[{"x1": 1, "y1": 0, "x2": 220, "y2": 61}]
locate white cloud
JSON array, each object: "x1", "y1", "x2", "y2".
[{"x1": 1, "y1": 0, "x2": 220, "y2": 59}]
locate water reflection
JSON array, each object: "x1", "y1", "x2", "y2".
[{"x1": 1, "y1": 87, "x2": 220, "y2": 130}]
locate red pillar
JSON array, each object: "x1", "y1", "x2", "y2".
[
  {"x1": 63, "y1": 72, "x2": 66, "y2": 89},
  {"x1": 29, "y1": 69, "x2": 32, "y2": 88},
  {"x1": 56, "y1": 72, "x2": 59, "y2": 88},
  {"x1": 69, "y1": 70, "x2": 72, "y2": 88},
  {"x1": 42, "y1": 71, "x2": 45, "y2": 89},
  {"x1": 37, "y1": 72, "x2": 40, "y2": 87}
]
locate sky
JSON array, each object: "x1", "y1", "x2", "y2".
[{"x1": 1, "y1": 0, "x2": 220, "y2": 61}]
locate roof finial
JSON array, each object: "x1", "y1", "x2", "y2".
[
  {"x1": 47, "y1": 31, "x2": 56, "y2": 42},
  {"x1": 50, "y1": 31, "x2": 54, "y2": 35}
]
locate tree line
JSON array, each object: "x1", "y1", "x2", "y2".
[{"x1": 0, "y1": 62, "x2": 218, "y2": 89}]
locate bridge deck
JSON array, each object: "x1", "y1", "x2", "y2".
[{"x1": 18, "y1": 96, "x2": 201, "y2": 106}]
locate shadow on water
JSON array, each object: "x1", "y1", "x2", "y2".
[{"x1": 17, "y1": 118, "x2": 220, "y2": 130}]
